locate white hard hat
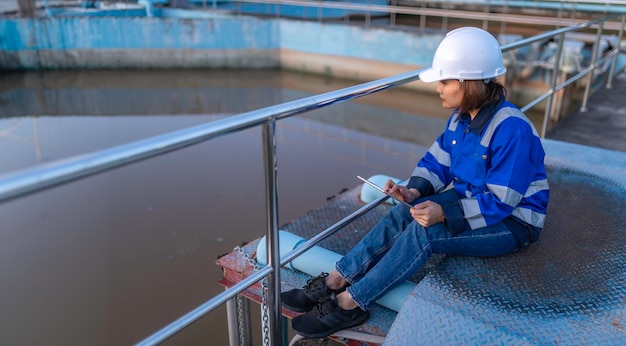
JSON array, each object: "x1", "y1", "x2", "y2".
[{"x1": 419, "y1": 27, "x2": 507, "y2": 83}]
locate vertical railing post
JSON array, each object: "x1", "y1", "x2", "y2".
[
  {"x1": 390, "y1": 0, "x2": 396, "y2": 26},
  {"x1": 441, "y1": 1, "x2": 448, "y2": 33},
  {"x1": 606, "y1": 14, "x2": 625, "y2": 89},
  {"x1": 541, "y1": 32, "x2": 565, "y2": 138},
  {"x1": 419, "y1": 1, "x2": 426, "y2": 33},
  {"x1": 580, "y1": 21, "x2": 605, "y2": 112},
  {"x1": 499, "y1": 0, "x2": 509, "y2": 37},
  {"x1": 317, "y1": 0, "x2": 322, "y2": 22},
  {"x1": 262, "y1": 118, "x2": 283, "y2": 346},
  {"x1": 226, "y1": 294, "x2": 251, "y2": 346},
  {"x1": 226, "y1": 296, "x2": 239, "y2": 345},
  {"x1": 482, "y1": 0, "x2": 490, "y2": 30}
]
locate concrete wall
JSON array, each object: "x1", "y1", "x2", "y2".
[
  {"x1": 0, "y1": 9, "x2": 442, "y2": 85},
  {"x1": 278, "y1": 20, "x2": 440, "y2": 82},
  {"x1": 0, "y1": 13, "x2": 281, "y2": 69}
]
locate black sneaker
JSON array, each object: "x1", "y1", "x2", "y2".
[
  {"x1": 282, "y1": 272, "x2": 345, "y2": 312},
  {"x1": 291, "y1": 294, "x2": 370, "y2": 339}
]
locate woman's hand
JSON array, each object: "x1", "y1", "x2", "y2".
[
  {"x1": 410, "y1": 201, "x2": 445, "y2": 227},
  {"x1": 385, "y1": 179, "x2": 419, "y2": 204}
]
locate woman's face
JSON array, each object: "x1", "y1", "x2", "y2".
[{"x1": 436, "y1": 80, "x2": 464, "y2": 110}]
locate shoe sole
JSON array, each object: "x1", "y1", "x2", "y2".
[{"x1": 294, "y1": 312, "x2": 370, "y2": 339}]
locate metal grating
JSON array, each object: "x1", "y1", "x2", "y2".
[{"x1": 384, "y1": 140, "x2": 626, "y2": 344}]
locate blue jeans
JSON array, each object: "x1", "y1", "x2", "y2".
[{"x1": 335, "y1": 190, "x2": 521, "y2": 310}]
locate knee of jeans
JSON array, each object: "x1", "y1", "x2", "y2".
[{"x1": 409, "y1": 223, "x2": 433, "y2": 254}]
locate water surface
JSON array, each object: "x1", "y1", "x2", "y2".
[{"x1": 0, "y1": 69, "x2": 448, "y2": 345}]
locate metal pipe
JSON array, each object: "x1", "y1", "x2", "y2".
[
  {"x1": 580, "y1": 21, "x2": 605, "y2": 112},
  {"x1": 542, "y1": 32, "x2": 566, "y2": 138},
  {"x1": 233, "y1": 0, "x2": 625, "y2": 31},
  {"x1": 482, "y1": 1, "x2": 489, "y2": 31},
  {"x1": 240, "y1": 298, "x2": 252, "y2": 346},
  {"x1": 226, "y1": 295, "x2": 239, "y2": 346},
  {"x1": 606, "y1": 14, "x2": 625, "y2": 89},
  {"x1": 262, "y1": 119, "x2": 282, "y2": 345},
  {"x1": 521, "y1": 52, "x2": 617, "y2": 113},
  {"x1": 419, "y1": 1, "x2": 426, "y2": 33},
  {"x1": 226, "y1": 294, "x2": 252, "y2": 346},
  {"x1": 279, "y1": 195, "x2": 388, "y2": 268},
  {"x1": 500, "y1": 14, "x2": 621, "y2": 53}
]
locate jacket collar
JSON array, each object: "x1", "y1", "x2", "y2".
[{"x1": 459, "y1": 98, "x2": 505, "y2": 134}]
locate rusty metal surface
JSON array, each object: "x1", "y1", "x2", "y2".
[
  {"x1": 217, "y1": 237, "x2": 395, "y2": 339},
  {"x1": 384, "y1": 140, "x2": 626, "y2": 344}
]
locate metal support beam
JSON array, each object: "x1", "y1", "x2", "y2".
[
  {"x1": 226, "y1": 296, "x2": 239, "y2": 346},
  {"x1": 226, "y1": 294, "x2": 252, "y2": 346},
  {"x1": 542, "y1": 32, "x2": 566, "y2": 137},
  {"x1": 262, "y1": 119, "x2": 282, "y2": 346},
  {"x1": 580, "y1": 21, "x2": 605, "y2": 112},
  {"x1": 606, "y1": 14, "x2": 625, "y2": 89},
  {"x1": 17, "y1": 0, "x2": 36, "y2": 17}
]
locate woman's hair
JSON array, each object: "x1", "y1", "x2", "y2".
[{"x1": 459, "y1": 79, "x2": 507, "y2": 114}]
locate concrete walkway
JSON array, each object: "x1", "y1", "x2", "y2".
[{"x1": 546, "y1": 71, "x2": 626, "y2": 153}]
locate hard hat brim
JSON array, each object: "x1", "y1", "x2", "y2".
[
  {"x1": 418, "y1": 68, "x2": 440, "y2": 83},
  {"x1": 419, "y1": 67, "x2": 507, "y2": 83}
]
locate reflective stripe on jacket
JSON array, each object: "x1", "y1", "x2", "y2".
[{"x1": 410, "y1": 100, "x2": 550, "y2": 232}]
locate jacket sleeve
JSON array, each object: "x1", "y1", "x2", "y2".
[{"x1": 407, "y1": 122, "x2": 455, "y2": 195}]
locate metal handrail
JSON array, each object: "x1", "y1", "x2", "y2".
[
  {"x1": 1, "y1": 11, "x2": 623, "y2": 346},
  {"x1": 0, "y1": 69, "x2": 421, "y2": 204},
  {"x1": 227, "y1": 0, "x2": 626, "y2": 30}
]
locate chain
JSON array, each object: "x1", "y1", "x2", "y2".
[
  {"x1": 234, "y1": 246, "x2": 271, "y2": 346},
  {"x1": 236, "y1": 294, "x2": 245, "y2": 346},
  {"x1": 261, "y1": 284, "x2": 270, "y2": 346},
  {"x1": 235, "y1": 245, "x2": 260, "y2": 270}
]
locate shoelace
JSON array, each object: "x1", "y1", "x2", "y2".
[
  {"x1": 303, "y1": 272, "x2": 328, "y2": 294},
  {"x1": 314, "y1": 296, "x2": 337, "y2": 318}
]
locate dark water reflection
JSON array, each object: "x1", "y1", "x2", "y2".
[{"x1": 0, "y1": 69, "x2": 446, "y2": 345}]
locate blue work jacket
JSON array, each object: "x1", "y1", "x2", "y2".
[{"x1": 408, "y1": 100, "x2": 550, "y2": 236}]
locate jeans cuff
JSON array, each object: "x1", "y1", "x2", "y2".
[
  {"x1": 334, "y1": 262, "x2": 353, "y2": 285},
  {"x1": 346, "y1": 286, "x2": 368, "y2": 311}
]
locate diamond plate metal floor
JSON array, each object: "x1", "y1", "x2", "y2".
[{"x1": 384, "y1": 139, "x2": 626, "y2": 345}]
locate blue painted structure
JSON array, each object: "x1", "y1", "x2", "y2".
[
  {"x1": 199, "y1": 0, "x2": 390, "y2": 19},
  {"x1": 0, "y1": 9, "x2": 439, "y2": 72}
]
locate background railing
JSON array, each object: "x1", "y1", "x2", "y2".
[
  {"x1": 209, "y1": 0, "x2": 626, "y2": 31},
  {"x1": 0, "y1": 8, "x2": 623, "y2": 346}
]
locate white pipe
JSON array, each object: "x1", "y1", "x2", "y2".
[{"x1": 256, "y1": 230, "x2": 416, "y2": 313}]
